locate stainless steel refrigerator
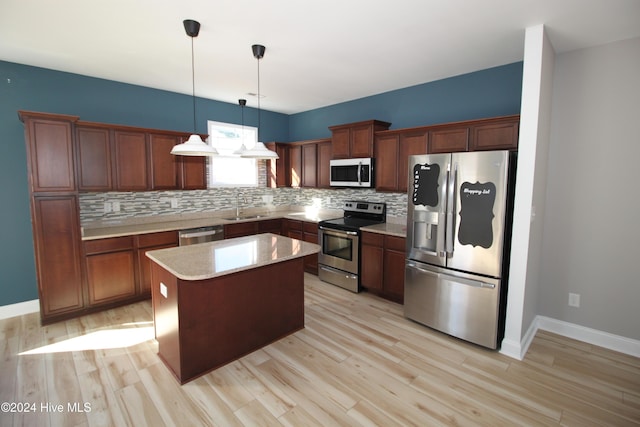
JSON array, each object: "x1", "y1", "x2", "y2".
[{"x1": 404, "y1": 150, "x2": 515, "y2": 349}]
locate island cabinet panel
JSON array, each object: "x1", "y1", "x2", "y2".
[
  {"x1": 151, "y1": 258, "x2": 305, "y2": 384},
  {"x1": 360, "y1": 231, "x2": 406, "y2": 303},
  {"x1": 149, "y1": 134, "x2": 180, "y2": 190},
  {"x1": 113, "y1": 130, "x2": 148, "y2": 190},
  {"x1": 23, "y1": 115, "x2": 77, "y2": 192},
  {"x1": 76, "y1": 125, "x2": 113, "y2": 191},
  {"x1": 84, "y1": 236, "x2": 137, "y2": 306},
  {"x1": 32, "y1": 196, "x2": 84, "y2": 319}
]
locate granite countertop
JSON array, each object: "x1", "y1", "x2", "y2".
[
  {"x1": 361, "y1": 222, "x2": 407, "y2": 238},
  {"x1": 81, "y1": 208, "x2": 342, "y2": 240},
  {"x1": 146, "y1": 233, "x2": 320, "y2": 281}
]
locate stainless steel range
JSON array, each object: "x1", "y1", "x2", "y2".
[{"x1": 318, "y1": 201, "x2": 386, "y2": 292}]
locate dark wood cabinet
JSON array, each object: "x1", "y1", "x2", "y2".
[
  {"x1": 289, "y1": 145, "x2": 302, "y2": 188},
  {"x1": 21, "y1": 112, "x2": 78, "y2": 193},
  {"x1": 179, "y1": 155, "x2": 207, "y2": 190},
  {"x1": 258, "y1": 219, "x2": 283, "y2": 235},
  {"x1": 284, "y1": 219, "x2": 318, "y2": 274},
  {"x1": 360, "y1": 231, "x2": 405, "y2": 303},
  {"x1": 317, "y1": 140, "x2": 332, "y2": 188},
  {"x1": 329, "y1": 120, "x2": 391, "y2": 159},
  {"x1": 84, "y1": 237, "x2": 137, "y2": 306},
  {"x1": 113, "y1": 130, "x2": 148, "y2": 190},
  {"x1": 470, "y1": 119, "x2": 519, "y2": 151},
  {"x1": 302, "y1": 143, "x2": 317, "y2": 187},
  {"x1": 136, "y1": 231, "x2": 179, "y2": 295},
  {"x1": 429, "y1": 127, "x2": 469, "y2": 153},
  {"x1": 225, "y1": 219, "x2": 284, "y2": 239},
  {"x1": 32, "y1": 196, "x2": 84, "y2": 318},
  {"x1": 374, "y1": 129, "x2": 427, "y2": 192},
  {"x1": 149, "y1": 134, "x2": 180, "y2": 190},
  {"x1": 266, "y1": 142, "x2": 290, "y2": 188},
  {"x1": 76, "y1": 125, "x2": 113, "y2": 191}
]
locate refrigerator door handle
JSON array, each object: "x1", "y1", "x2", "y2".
[
  {"x1": 406, "y1": 262, "x2": 440, "y2": 278},
  {"x1": 445, "y1": 162, "x2": 457, "y2": 256}
]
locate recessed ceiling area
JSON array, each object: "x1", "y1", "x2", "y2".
[{"x1": 1, "y1": 0, "x2": 639, "y2": 114}]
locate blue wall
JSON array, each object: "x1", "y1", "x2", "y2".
[
  {"x1": 0, "y1": 59, "x2": 522, "y2": 307},
  {"x1": 289, "y1": 62, "x2": 523, "y2": 140},
  {"x1": 0, "y1": 60, "x2": 288, "y2": 306}
]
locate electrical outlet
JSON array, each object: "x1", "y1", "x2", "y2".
[
  {"x1": 171, "y1": 198, "x2": 179, "y2": 208},
  {"x1": 568, "y1": 293, "x2": 581, "y2": 308},
  {"x1": 112, "y1": 201, "x2": 120, "y2": 212},
  {"x1": 104, "y1": 202, "x2": 112, "y2": 213}
]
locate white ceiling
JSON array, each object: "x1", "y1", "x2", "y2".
[{"x1": 1, "y1": 0, "x2": 639, "y2": 114}]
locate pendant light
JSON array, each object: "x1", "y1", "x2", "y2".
[
  {"x1": 232, "y1": 99, "x2": 248, "y2": 156},
  {"x1": 241, "y1": 44, "x2": 279, "y2": 160},
  {"x1": 171, "y1": 19, "x2": 218, "y2": 156}
]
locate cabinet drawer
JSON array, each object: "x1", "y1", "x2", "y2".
[
  {"x1": 385, "y1": 235, "x2": 406, "y2": 252},
  {"x1": 137, "y1": 231, "x2": 178, "y2": 248},
  {"x1": 303, "y1": 221, "x2": 318, "y2": 233},
  {"x1": 258, "y1": 219, "x2": 282, "y2": 232},
  {"x1": 84, "y1": 236, "x2": 134, "y2": 254},
  {"x1": 361, "y1": 231, "x2": 384, "y2": 246},
  {"x1": 225, "y1": 222, "x2": 258, "y2": 237},
  {"x1": 286, "y1": 219, "x2": 303, "y2": 231}
]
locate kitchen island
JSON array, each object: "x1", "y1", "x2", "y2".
[{"x1": 146, "y1": 233, "x2": 319, "y2": 384}]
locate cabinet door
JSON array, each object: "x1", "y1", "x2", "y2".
[
  {"x1": 302, "y1": 143, "x2": 317, "y2": 187},
  {"x1": 303, "y1": 223, "x2": 319, "y2": 274},
  {"x1": 361, "y1": 232, "x2": 384, "y2": 291},
  {"x1": 429, "y1": 127, "x2": 469, "y2": 153},
  {"x1": 331, "y1": 127, "x2": 350, "y2": 159},
  {"x1": 398, "y1": 131, "x2": 428, "y2": 192},
  {"x1": 267, "y1": 143, "x2": 290, "y2": 188},
  {"x1": 383, "y1": 236, "x2": 406, "y2": 303},
  {"x1": 180, "y1": 156, "x2": 207, "y2": 190},
  {"x1": 138, "y1": 244, "x2": 176, "y2": 294},
  {"x1": 258, "y1": 219, "x2": 283, "y2": 235},
  {"x1": 317, "y1": 141, "x2": 332, "y2": 188},
  {"x1": 289, "y1": 145, "x2": 302, "y2": 187},
  {"x1": 470, "y1": 120, "x2": 519, "y2": 151},
  {"x1": 76, "y1": 126, "x2": 112, "y2": 191},
  {"x1": 113, "y1": 130, "x2": 148, "y2": 190},
  {"x1": 224, "y1": 222, "x2": 258, "y2": 238},
  {"x1": 149, "y1": 134, "x2": 180, "y2": 190},
  {"x1": 86, "y1": 251, "x2": 136, "y2": 305},
  {"x1": 350, "y1": 123, "x2": 374, "y2": 158},
  {"x1": 374, "y1": 134, "x2": 399, "y2": 191},
  {"x1": 26, "y1": 118, "x2": 76, "y2": 192},
  {"x1": 32, "y1": 196, "x2": 84, "y2": 318}
]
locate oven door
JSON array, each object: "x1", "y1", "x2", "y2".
[{"x1": 318, "y1": 226, "x2": 359, "y2": 274}]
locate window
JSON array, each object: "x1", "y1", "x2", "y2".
[{"x1": 207, "y1": 120, "x2": 259, "y2": 187}]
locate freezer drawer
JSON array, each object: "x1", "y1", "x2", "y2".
[{"x1": 404, "y1": 261, "x2": 501, "y2": 349}]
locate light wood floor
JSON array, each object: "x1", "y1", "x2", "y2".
[{"x1": 1, "y1": 274, "x2": 639, "y2": 426}]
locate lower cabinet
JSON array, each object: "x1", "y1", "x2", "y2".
[
  {"x1": 361, "y1": 231, "x2": 406, "y2": 303},
  {"x1": 224, "y1": 219, "x2": 283, "y2": 239},
  {"x1": 284, "y1": 219, "x2": 318, "y2": 275},
  {"x1": 84, "y1": 237, "x2": 137, "y2": 306}
]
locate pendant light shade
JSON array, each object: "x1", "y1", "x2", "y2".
[
  {"x1": 171, "y1": 19, "x2": 218, "y2": 156},
  {"x1": 241, "y1": 44, "x2": 279, "y2": 160}
]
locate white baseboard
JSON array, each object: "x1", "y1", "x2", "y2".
[
  {"x1": 501, "y1": 315, "x2": 640, "y2": 359},
  {"x1": 536, "y1": 316, "x2": 640, "y2": 358},
  {"x1": 0, "y1": 299, "x2": 40, "y2": 320}
]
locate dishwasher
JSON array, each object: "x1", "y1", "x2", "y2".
[{"x1": 178, "y1": 225, "x2": 224, "y2": 246}]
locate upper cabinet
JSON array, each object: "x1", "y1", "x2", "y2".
[
  {"x1": 266, "y1": 142, "x2": 290, "y2": 188},
  {"x1": 329, "y1": 120, "x2": 391, "y2": 159},
  {"x1": 428, "y1": 115, "x2": 519, "y2": 154},
  {"x1": 76, "y1": 125, "x2": 113, "y2": 191},
  {"x1": 149, "y1": 133, "x2": 180, "y2": 190},
  {"x1": 20, "y1": 111, "x2": 79, "y2": 193},
  {"x1": 113, "y1": 130, "x2": 149, "y2": 191},
  {"x1": 374, "y1": 128, "x2": 428, "y2": 192}
]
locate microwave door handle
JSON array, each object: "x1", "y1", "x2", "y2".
[{"x1": 357, "y1": 161, "x2": 362, "y2": 185}]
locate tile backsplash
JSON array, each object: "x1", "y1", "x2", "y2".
[{"x1": 79, "y1": 187, "x2": 407, "y2": 226}]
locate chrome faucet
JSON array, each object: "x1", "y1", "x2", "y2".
[{"x1": 236, "y1": 192, "x2": 247, "y2": 218}]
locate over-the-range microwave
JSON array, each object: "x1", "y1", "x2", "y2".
[{"x1": 329, "y1": 157, "x2": 374, "y2": 188}]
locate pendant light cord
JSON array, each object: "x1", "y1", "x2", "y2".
[
  {"x1": 257, "y1": 56, "x2": 261, "y2": 141},
  {"x1": 191, "y1": 35, "x2": 197, "y2": 133}
]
